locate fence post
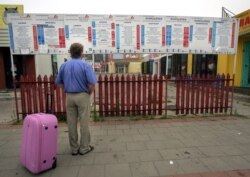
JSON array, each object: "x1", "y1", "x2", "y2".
[
  {"x1": 230, "y1": 75, "x2": 235, "y2": 115},
  {"x1": 27, "y1": 75, "x2": 32, "y2": 114},
  {"x1": 44, "y1": 75, "x2": 49, "y2": 113},
  {"x1": 121, "y1": 74, "x2": 125, "y2": 116},
  {"x1": 186, "y1": 75, "x2": 190, "y2": 114},
  {"x1": 181, "y1": 75, "x2": 185, "y2": 114},
  {"x1": 20, "y1": 76, "x2": 26, "y2": 119},
  {"x1": 104, "y1": 75, "x2": 109, "y2": 117},
  {"x1": 205, "y1": 75, "x2": 210, "y2": 114},
  {"x1": 190, "y1": 75, "x2": 195, "y2": 114},
  {"x1": 153, "y1": 74, "x2": 157, "y2": 115},
  {"x1": 210, "y1": 75, "x2": 215, "y2": 114},
  {"x1": 137, "y1": 75, "x2": 141, "y2": 115},
  {"x1": 126, "y1": 75, "x2": 131, "y2": 116},
  {"x1": 110, "y1": 75, "x2": 114, "y2": 116},
  {"x1": 225, "y1": 74, "x2": 230, "y2": 113},
  {"x1": 37, "y1": 75, "x2": 44, "y2": 113},
  {"x1": 98, "y1": 75, "x2": 103, "y2": 117},
  {"x1": 143, "y1": 75, "x2": 147, "y2": 116},
  {"x1": 195, "y1": 75, "x2": 200, "y2": 114},
  {"x1": 31, "y1": 75, "x2": 38, "y2": 113},
  {"x1": 158, "y1": 75, "x2": 163, "y2": 115},
  {"x1": 148, "y1": 75, "x2": 152, "y2": 115},
  {"x1": 200, "y1": 74, "x2": 205, "y2": 114},
  {"x1": 176, "y1": 74, "x2": 180, "y2": 115},
  {"x1": 115, "y1": 75, "x2": 120, "y2": 116},
  {"x1": 220, "y1": 74, "x2": 225, "y2": 113},
  {"x1": 215, "y1": 75, "x2": 220, "y2": 113},
  {"x1": 132, "y1": 75, "x2": 136, "y2": 116},
  {"x1": 49, "y1": 75, "x2": 55, "y2": 113}
]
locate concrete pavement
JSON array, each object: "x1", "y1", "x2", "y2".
[{"x1": 0, "y1": 117, "x2": 250, "y2": 177}]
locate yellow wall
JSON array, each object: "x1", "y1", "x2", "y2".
[
  {"x1": 217, "y1": 36, "x2": 250, "y2": 86},
  {"x1": 187, "y1": 54, "x2": 192, "y2": 74},
  {"x1": 128, "y1": 62, "x2": 141, "y2": 73},
  {"x1": 108, "y1": 62, "x2": 116, "y2": 73},
  {"x1": 0, "y1": 4, "x2": 23, "y2": 28}
]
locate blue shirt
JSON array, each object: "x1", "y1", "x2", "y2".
[{"x1": 55, "y1": 58, "x2": 97, "y2": 93}]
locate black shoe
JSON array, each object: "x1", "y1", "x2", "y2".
[
  {"x1": 71, "y1": 152, "x2": 78, "y2": 156},
  {"x1": 79, "y1": 145, "x2": 94, "y2": 156}
]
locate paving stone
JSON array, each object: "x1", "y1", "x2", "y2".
[
  {"x1": 78, "y1": 165, "x2": 104, "y2": 177},
  {"x1": 107, "y1": 129, "x2": 123, "y2": 136},
  {"x1": 154, "y1": 160, "x2": 184, "y2": 176},
  {"x1": 116, "y1": 151, "x2": 140, "y2": 163},
  {"x1": 93, "y1": 152, "x2": 118, "y2": 164},
  {"x1": 105, "y1": 164, "x2": 132, "y2": 177},
  {"x1": 127, "y1": 142, "x2": 146, "y2": 151},
  {"x1": 199, "y1": 157, "x2": 232, "y2": 171},
  {"x1": 198, "y1": 146, "x2": 226, "y2": 157},
  {"x1": 220, "y1": 156, "x2": 250, "y2": 170},
  {"x1": 50, "y1": 166, "x2": 80, "y2": 177},
  {"x1": 146, "y1": 141, "x2": 166, "y2": 150},
  {"x1": 177, "y1": 158, "x2": 210, "y2": 174},
  {"x1": 130, "y1": 162, "x2": 159, "y2": 177},
  {"x1": 132, "y1": 134, "x2": 150, "y2": 141},
  {"x1": 138, "y1": 150, "x2": 163, "y2": 161},
  {"x1": 0, "y1": 157, "x2": 19, "y2": 170}
]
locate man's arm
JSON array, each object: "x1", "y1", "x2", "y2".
[{"x1": 88, "y1": 84, "x2": 95, "y2": 95}]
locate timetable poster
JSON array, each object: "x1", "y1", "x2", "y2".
[
  {"x1": 34, "y1": 14, "x2": 66, "y2": 54},
  {"x1": 139, "y1": 15, "x2": 164, "y2": 53},
  {"x1": 212, "y1": 18, "x2": 236, "y2": 54},
  {"x1": 88, "y1": 15, "x2": 114, "y2": 53},
  {"x1": 7, "y1": 14, "x2": 35, "y2": 54},
  {"x1": 64, "y1": 14, "x2": 92, "y2": 53},
  {"x1": 164, "y1": 16, "x2": 191, "y2": 53},
  {"x1": 189, "y1": 17, "x2": 214, "y2": 53},
  {"x1": 112, "y1": 15, "x2": 139, "y2": 53}
]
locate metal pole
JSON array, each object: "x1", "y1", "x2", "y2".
[
  {"x1": 10, "y1": 49, "x2": 15, "y2": 86},
  {"x1": 233, "y1": 19, "x2": 240, "y2": 75},
  {"x1": 166, "y1": 54, "x2": 169, "y2": 75},
  {"x1": 92, "y1": 53, "x2": 95, "y2": 71}
]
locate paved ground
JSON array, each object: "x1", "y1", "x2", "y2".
[{"x1": 0, "y1": 117, "x2": 250, "y2": 177}]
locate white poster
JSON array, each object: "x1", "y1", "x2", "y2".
[
  {"x1": 7, "y1": 14, "x2": 35, "y2": 54},
  {"x1": 140, "y1": 15, "x2": 165, "y2": 53},
  {"x1": 88, "y1": 15, "x2": 114, "y2": 53},
  {"x1": 189, "y1": 17, "x2": 213, "y2": 53},
  {"x1": 113, "y1": 15, "x2": 139, "y2": 53},
  {"x1": 212, "y1": 18, "x2": 236, "y2": 54},
  {"x1": 7, "y1": 13, "x2": 238, "y2": 54},
  {"x1": 64, "y1": 14, "x2": 92, "y2": 54},
  {"x1": 164, "y1": 16, "x2": 191, "y2": 53},
  {"x1": 34, "y1": 14, "x2": 66, "y2": 54}
]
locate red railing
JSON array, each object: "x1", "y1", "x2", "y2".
[
  {"x1": 16, "y1": 75, "x2": 66, "y2": 120},
  {"x1": 95, "y1": 74, "x2": 165, "y2": 117},
  {"x1": 15, "y1": 74, "x2": 234, "y2": 120},
  {"x1": 174, "y1": 74, "x2": 234, "y2": 115}
]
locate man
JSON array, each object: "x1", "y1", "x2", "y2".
[{"x1": 56, "y1": 43, "x2": 96, "y2": 156}]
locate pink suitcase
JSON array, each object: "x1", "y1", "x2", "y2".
[{"x1": 20, "y1": 113, "x2": 58, "y2": 174}]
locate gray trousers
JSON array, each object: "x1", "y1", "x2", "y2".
[{"x1": 66, "y1": 93, "x2": 91, "y2": 154}]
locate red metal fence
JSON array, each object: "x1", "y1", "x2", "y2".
[{"x1": 15, "y1": 74, "x2": 234, "y2": 120}]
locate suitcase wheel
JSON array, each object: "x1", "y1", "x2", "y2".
[{"x1": 52, "y1": 158, "x2": 57, "y2": 169}]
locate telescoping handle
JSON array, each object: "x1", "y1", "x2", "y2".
[{"x1": 46, "y1": 93, "x2": 53, "y2": 114}]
